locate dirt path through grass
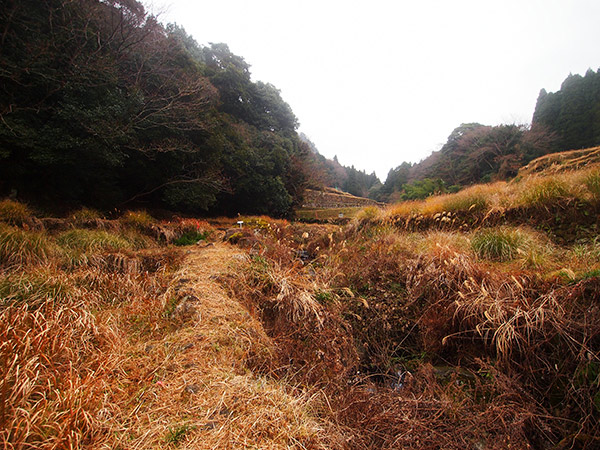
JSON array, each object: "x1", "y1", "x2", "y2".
[
  {"x1": 176, "y1": 242, "x2": 248, "y2": 323},
  {"x1": 116, "y1": 242, "x2": 337, "y2": 449}
]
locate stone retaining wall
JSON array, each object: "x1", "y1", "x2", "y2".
[{"x1": 302, "y1": 189, "x2": 382, "y2": 209}]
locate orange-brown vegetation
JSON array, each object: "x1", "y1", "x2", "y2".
[
  {"x1": 2, "y1": 166, "x2": 600, "y2": 450},
  {"x1": 518, "y1": 146, "x2": 600, "y2": 176},
  {"x1": 224, "y1": 214, "x2": 599, "y2": 448}
]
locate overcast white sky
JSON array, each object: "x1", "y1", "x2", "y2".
[{"x1": 147, "y1": 0, "x2": 600, "y2": 180}]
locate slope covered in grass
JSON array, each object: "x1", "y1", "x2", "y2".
[
  {"x1": 519, "y1": 146, "x2": 600, "y2": 176},
  {"x1": 364, "y1": 151, "x2": 600, "y2": 244}
]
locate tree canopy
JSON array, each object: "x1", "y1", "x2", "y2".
[
  {"x1": 297, "y1": 135, "x2": 382, "y2": 198},
  {"x1": 379, "y1": 69, "x2": 600, "y2": 203},
  {"x1": 532, "y1": 68, "x2": 600, "y2": 151},
  {"x1": 0, "y1": 0, "x2": 309, "y2": 216}
]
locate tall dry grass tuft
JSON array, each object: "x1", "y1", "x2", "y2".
[
  {"x1": 382, "y1": 183, "x2": 502, "y2": 220},
  {"x1": 0, "y1": 274, "x2": 108, "y2": 449},
  {"x1": 0, "y1": 216, "x2": 185, "y2": 449},
  {"x1": 304, "y1": 222, "x2": 599, "y2": 446},
  {"x1": 56, "y1": 229, "x2": 132, "y2": 253},
  {"x1": 518, "y1": 177, "x2": 571, "y2": 207},
  {"x1": 0, "y1": 199, "x2": 33, "y2": 226},
  {"x1": 584, "y1": 167, "x2": 600, "y2": 200},
  {"x1": 451, "y1": 274, "x2": 600, "y2": 446},
  {"x1": 226, "y1": 218, "x2": 549, "y2": 447},
  {"x1": 0, "y1": 266, "x2": 180, "y2": 448},
  {"x1": 334, "y1": 362, "x2": 538, "y2": 450},
  {"x1": 70, "y1": 207, "x2": 103, "y2": 225},
  {"x1": 226, "y1": 251, "x2": 358, "y2": 384},
  {"x1": 440, "y1": 186, "x2": 490, "y2": 213},
  {"x1": 383, "y1": 199, "x2": 423, "y2": 218},
  {"x1": 0, "y1": 269, "x2": 73, "y2": 309},
  {"x1": 0, "y1": 224, "x2": 54, "y2": 268},
  {"x1": 56, "y1": 228, "x2": 138, "y2": 268},
  {"x1": 119, "y1": 209, "x2": 155, "y2": 228},
  {"x1": 355, "y1": 205, "x2": 382, "y2": 222}
]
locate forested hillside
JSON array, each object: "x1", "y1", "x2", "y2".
[
  {"x1": 299, "y1": 133, "x2": 382, "y2": 198},
  {"x1": 0, "y1": 0, "x2": 316, "y2": 216},
  {"x1": 380, "y1": 69, "x2": 600, "y2": 202},
  {"x1": 380, "y1": 123, "x2": 557, "y2": 201},
  {"x1": 2, "y1": 0, "x2": 598, "y2": 212},
  {"x1": 533, "y1": 68, "x2": 600, "y2": 151}
]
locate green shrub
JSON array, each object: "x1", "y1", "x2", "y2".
[
  {"x1": 173, "y1": 230, "x2": 208, "y2": 246},
  {"x1": 401, "y1": 178, "x2": 446, "y2": 200},
  {"x1": 471, "y1": 228, "x2": 526, "y2": 262},
  {"x1": 0, "y1": 199, "x2": 32, "y2": 225}
]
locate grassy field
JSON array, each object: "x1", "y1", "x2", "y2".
[{"x1": 1, "y1": 152, "x2": 600, "y2": 449}]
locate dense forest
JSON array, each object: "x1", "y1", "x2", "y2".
[
  {"x1": 0, "y1": 0, "x2": 320, "y2": 216},
  {"x1": 533, "y1": 68, "x2": 600, "y2": 151},
  {"x1": 1, "y1": 0, "x2": 599, "y2": 212},
  {"x1": 379, "y1": 68, "x2": 600, "y2": 202}
]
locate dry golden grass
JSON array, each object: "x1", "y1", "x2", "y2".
[
  {"x1": 0, "y1": 223, "x2": 55, "y2": 268},
  {"x1": 0, "y1": 268, "x2": 117, "y2": 449},
  {"x1": 3, "y1": 203, "x2": 600, "y2": 449},
  {"x1": 518, "y1": 146, "x2": 600, "y2": 176},
  {"x1": 0, "y1": 198, "x2": 33, "y2": 226},
  {"x1": 225, "y1": 222, "x2": 578, "y2": 448},
  {"x1": 0, "y1": 221, "x2": 176, "y2": 449},
  {"x1": 378, "y1": 161, "x2": 600, "y2": 224},
  {"x1": 226, "y1": 244, "x2": 359, "y2": 385},
  {"x1": 297, "y1": 220, "x2": 600, "y2": 447},
  {"x1": 1, "y1": 223, "x2": 345, "y2": 450},
  {"x1": 100, "y1": 244, "x2": 344, "y2": 450},
  {"x1": 380, "y1": 182, "x2": 505, "y2": 219},
  {"x1": 119, "y1": 209, "x2": 155, "y2": 228},
  {"x1": 70, "y1": 207, "x2": 104, "y2": 224}
]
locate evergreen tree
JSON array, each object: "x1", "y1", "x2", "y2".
[{"x1": 533, "y1": 68, "x2": 600, "y2": 151}]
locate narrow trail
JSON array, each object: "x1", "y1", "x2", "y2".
[
  {"x1": 174, "y1": 243, "x2": 250, "y2": 324},
  {"x1": 120, "y1": 243, "x2": 335, "y2": 449}
]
